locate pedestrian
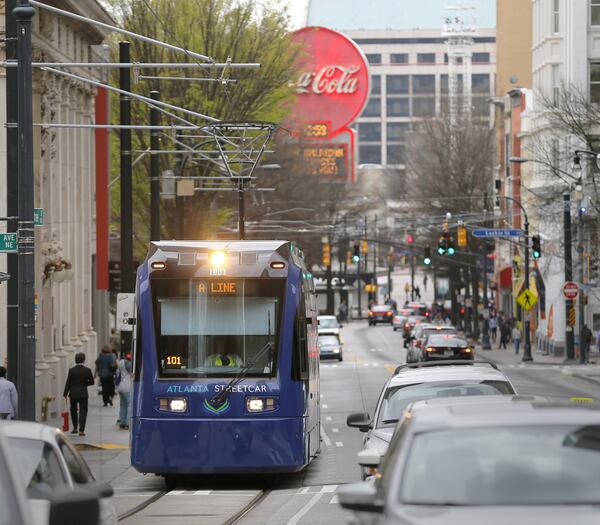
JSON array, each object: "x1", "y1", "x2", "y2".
[
  {"x1": 0, "y1": 366, "x2": 18, "y2": 420},
  {"x1": 404, "y1": 282, "x2": 410, "y2": 300},
  {"x1": 414, "y1": 285, "x2": 421, "y2": 300},
  {"x1": 582, "y1": 324, "x2": 593, "y2": 363},
  {"x1": 489, "y1": 316, "x2": 498, "y2": 342},
  {"x1": 498, "y1": 320, "x2": 509, "y2": 349},
  {"x1": 116, "y1": 353, "x2": 133, "y2": 430},
  {"x1": 338, "y1": 300, "x2": 348, "y2": 323},
  {"x1": 423, "y1": 275, "x2": 428, "y2": 291},
  {"x1": 512, "y1": 325, "x2": 522, "y2": 355},
  {"x1": 63, "y1": 352, "x2": 94, "y2": 436},
  {"x1": 95, "y1": 345, "x2": 117, "y2": 407}
]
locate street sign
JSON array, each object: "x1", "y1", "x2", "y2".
[
  {"x1": 0, "y1": 233, "x2": 17, "y2": 253},
  {"x1": 563, "y1": 281, "x2": 579, "y2": 299},
  {"x1": 34, "y1": 208, "x2": 44, "y2": 226},
  {"x1": 472, "y1": 228, "x2": 522, "y2": 238},
  {"x1": 517, "y1": 289, "x2": 538, "y2": 310}
]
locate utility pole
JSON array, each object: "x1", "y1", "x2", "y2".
[
  {"x1": 464, "y1": 264, "x2": 471, "y2": 336},
  {"x1": 149, "y1": 91, "x2": 160, "y2": 241},
  {"x1": 410, "y1": 254, "x2": 415, "y2": 301},
  {"x1": 522, "y1": 218, "x2": 532, "y2": 361},
  {"x1": 481, "y1": 192, "x2": 492, "y2": 349},
  {"x1": 563, "y1": 193, "x2": 575, "y2": 360},
  {"x1": 578, "y1": 206, "x2": 586, "y2": 364},
  {"x1": 119, "y1": 41, "x2": 133, "y2": 356},
  {"x1": 14, "y1": 0, "x2": 36, "y2": 421},
  {"x1": 373, "y1": 215, "x2": 378, "y2": 302},
  {"x1": 6, "y1": 0, "x2": 19, "y2": 391},
  {"x1": 238, "y1": 179, "x2": 245, "y2": 240}
]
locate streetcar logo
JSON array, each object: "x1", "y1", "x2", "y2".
[{"x1": 202, "y1": 398, "x2": 231, "y2": 415}]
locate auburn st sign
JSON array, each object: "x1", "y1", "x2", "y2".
[{"x1": 290, "y1": 26, "x2": 370, "y2": 137}]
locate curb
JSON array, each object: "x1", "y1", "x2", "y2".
[{"x1": 562, "y1": 370, "x2": 600, "y2": 388}]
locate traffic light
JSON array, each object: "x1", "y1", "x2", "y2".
[
  {"x1": 361, "y1": 240, "x2": 368, "y2": 254},
  {"x1": 352, "y1": 243, "x2": 360, "y2": 262},
  {"x1": 531, "y1": 235, "x2": 541, "y2": 260},
  {"x1": 437, "y1": 237, "x2": 446, "y2": 255},
  {"x1": 447, "y1": 238, "x2": 456, "y2": 256},
  {"x1": 423, "y1": 247, "x2": 432, "y2": 265},
  {"x1": 406, "y1": 233, "x2": 414, "y2": 244},
  {"x1": 322, "y1": 243, "x2": 331, "y2": 266},
  {"x1": 457, "y1": 226, "x2": 467, "y2": 247},
  {"x1": 346, "y1": 250, "x2": 352, "y2": 266}
]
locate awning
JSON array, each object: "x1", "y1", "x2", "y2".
[{"x1": 499, "y1": 266, "x2": 512, "y2": 288}]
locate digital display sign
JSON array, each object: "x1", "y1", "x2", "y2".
[
  {"x1": 301, "y1": 122, "x2": 330, "y2": 139},
  {"x1": 302, "y1": 143, "x2": 348, "y2": 178},
  {"x1": 197, "y1": 281, "x2": 238, "y2": 295}
]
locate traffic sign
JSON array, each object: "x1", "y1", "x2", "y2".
[
  {"x1": 0, "y1": 233, "x2": 17, "y2": 253},
  {"x1": 563, "y1": 281, "x2": 579, "y2": 299},
  {"x1": 516, "y1": 289, "x2": 538, "y2": 310},
  {"x1": 472, "y1": 228, "x2": 522, "y2": 238},
  {"x1": 34, "y1": 208, "x2": 44, "y2": 226}
]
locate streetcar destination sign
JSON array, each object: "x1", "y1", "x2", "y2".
[
  {"x1": 472, "y1": 228, "x2": 523, "y2": 238},
  {"x1": 0, "y1": 233, "x2": 17, "y2": 253}
]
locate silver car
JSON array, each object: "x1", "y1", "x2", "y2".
[
  {"x1": 341, "y1": 397, "x2": 600, "y2": 524},
  {"x1": 346, "y1": 361, "x2": 516, "y2": 478}
]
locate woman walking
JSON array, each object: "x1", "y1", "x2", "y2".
[{"x1": 116, "y1": 353, "x2": 133, "y2": 430}]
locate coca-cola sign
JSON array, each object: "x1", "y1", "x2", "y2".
[{"x1": 290, "y1": 27, "x2": 370, "y2": 136}]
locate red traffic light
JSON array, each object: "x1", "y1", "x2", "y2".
[{"x1": 406, "y1": 234, "x2": 414, "y2": 244}]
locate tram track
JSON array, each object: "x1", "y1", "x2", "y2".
[
  {"x1": 118, "y1": 490, "x2": 167, "y2": 521},
  {"x1": 222, "y1": 489, "x2": 271, "y2": 525}
]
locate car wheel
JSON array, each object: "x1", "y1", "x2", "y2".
[{"x1": 338, "y1": 354, "x2": 343, "y2": 362}]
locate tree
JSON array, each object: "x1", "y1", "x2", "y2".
[{"x1": 106, "y1": 0, "x2": 299, "y2": 258}]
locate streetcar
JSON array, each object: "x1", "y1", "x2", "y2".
[{"x1": 130, "y1": 241, "x2": 320, "y2": 481}]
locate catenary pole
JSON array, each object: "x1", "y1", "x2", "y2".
[
  {"x1": 120, "y1": 42, "x2": 133, "y2": 357},
  {"x1": 14, "y1": 0, "x2": 36, "y2": 420},
  {"x1": 150, "y1": 91, "x2": 161, "y2": 241},
  {"x1": 6, "y1": 0, "x2": 19, "y2": 393}
]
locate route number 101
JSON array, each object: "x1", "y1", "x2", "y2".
[{"x1": 166, "y1": 355, "x2": 182, "y2": 366}]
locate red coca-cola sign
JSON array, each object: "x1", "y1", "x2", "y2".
[{"x1": 290, "y1": 27, "x2": 370, "y2": 136}]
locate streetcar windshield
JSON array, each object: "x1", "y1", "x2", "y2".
[{"x1": 152, "y1": 278, "x2": 284, "y2": 378}]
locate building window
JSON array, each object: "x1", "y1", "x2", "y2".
[
  {"x1": 413, "y1": 98, "x2": 435, "y2": 117},
  {"x1": 417, "y1": 53, "x2": 436, "y2": 64},
  {"x1": 444, "y1": 53, "x2": 463, "y2": 65},
  {"x1": 441, "y1": 74, "x2": 464, "y2": 94},
  {"x1": 390, "y1": 53, "x2": 408, "y2": 64},
  {"x1": 387, "y1": 98, "x2": 410, "y2": 117},
  {"x1": 472, "y1": 74, "x2": 491, "y2": 94},
  {"x1": 387, "y1": 123, "x2": 410, "y2": 141},
  {"x1": 553, "y1": 0, "x2": 559, "y2": 33},
  {"x1": 387, "y1": 75, "x2": 409, "y2": 94},
  {"x1": 472, "y1": 52, "x2": 490, "y2": 63},
  {"x1": 366, "y1": 53, "x2": 381, "y2": 65},
  {"x1": 552, "y1": 64, "x2": 560, "y2": 105},
  {"x1": 387, "y1": 145, "x2": 406, "y2": 165},
  {"x1": 412, "y1": 75, "x2": 435, "y2": 94},
  {"x1": 362, "y1": 98, "x2": 381, "y2": 117},
  {"x1": 359, "y1": 145, "x2": 381, "y2": 164},
  {"x1": 472, "y1": 97, "x2": 490, "y2": 117},
  {"x1": 371, "y1": 75, "x2": 381, "y2": 95},
  {"x1": 593, "y1": 0, "x2": 600, "y2": 25},
  {"x1": 591, "y1": 63, "x2": 600, "y2": 103},
  {"x1": 358, "y1": 123, "x2": 381, "y2": 142}
]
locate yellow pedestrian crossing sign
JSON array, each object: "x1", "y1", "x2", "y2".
[{"x1": 517, "y1": 289, "x2": 538, "y2": 310}]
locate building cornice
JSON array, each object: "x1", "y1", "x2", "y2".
[{"x1": 54, "y1": 0, "x2": 115, "y2": 42}]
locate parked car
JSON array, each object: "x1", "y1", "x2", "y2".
[
  {"x1": 317, "y1": 315, "x2": 340, "y2": 336},
  {"x1": 420, "y1": 333, "x2": 473, "y2": 361},
  {"x1": 406, "y1": 324, "x2": 457, "y2": 362},
  {"x1": 2, "y1": 421, "x2": 117, "y2": 525},
  {"x1": 346, "y1": 361, "x2": 516, "y2": 479},
  {"x1": 368, "y1": 305, "x2": 395, "y2": 326},
  {"x1": 340, "y1": 397, "x2": 600, "y2": 524},
  {"x1": 318, "y1": 333, "x2": 343, "y2": 361}
]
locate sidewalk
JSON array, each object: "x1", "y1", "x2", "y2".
[{"x1": 46, "y1": 391, "x2": 132, "y2": 484}]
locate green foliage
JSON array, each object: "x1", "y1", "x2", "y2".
[{"x1": 108, "y1": 0, "x2": 299, "y2": 258}]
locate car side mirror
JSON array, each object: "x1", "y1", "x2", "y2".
[
  {"x1": 346, "y1": 412, "x2": 371, "y2": 432},
  {"x1": 338, "y1": 482, "x2": 384, "y2": 513},
  {"x1": 357, "y1": 449, "x2": 381, "y2": 468},
  {"x1": 49, "y1": 487, "x2": 100, "y2": 525}
]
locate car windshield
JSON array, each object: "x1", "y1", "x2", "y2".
[
  {"x1": 319, "y1": 318, "x2": 338, "y2": 328},
  {"x1": 427, "y1": 335, "x2": 468, "y2": 347},
  {"x1": 152, "y1": 278, "x2": 284, "y2": 378},
  {"x1": 319, "y1": 335, "x2": 340, "y2": 347},
  {"x1": 399, "y1": 425, "x2": 600, "y2": 506},
  {"x1": 377, "y1": 381, "x2": 514, "y2": 427}
]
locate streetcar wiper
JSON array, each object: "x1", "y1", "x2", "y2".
[{"x1": 209, "y1": 312, "x2": 274, "y2": 407}]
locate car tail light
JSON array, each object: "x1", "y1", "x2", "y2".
[
  {"x1": 368, "y1": 311, "x2": 374, "y2": 317},
  {"x1": 462, "y1": 348, "x2": 472, "y2": 353},
  {"x1": 404, "y1": 322, "x2": 409, "y2": 328},
  {"x1": 386, "y1": 311, "x2": 393, "y2": 316}
]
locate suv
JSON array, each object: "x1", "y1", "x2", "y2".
[
  {"x1": 346, "y1": 361, "x2": 516, "y2": 478},
  {"x1": 317, "y1": 315, "x2": 340, "y2": 335},
  {"x1": 340, "y1": 398, "x2": 600, "y2": 524}
]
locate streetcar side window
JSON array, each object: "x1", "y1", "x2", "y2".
[
  {"x1": 293, "y1": 295, "x2": 309, "y2": 381},
  {"x1": 133, "y1": 306, "x2": 143, "y2": 382}
]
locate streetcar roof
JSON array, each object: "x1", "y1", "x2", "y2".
[{"x1": 151, "y1": 240, "x2": 290, "y2": 252}]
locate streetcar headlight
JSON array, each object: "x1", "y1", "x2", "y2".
[
  {"x1": 246, "y1": 397, "x2": 277, "y2": 413},
  {"x1": 159, "y1": 397, "x2": 187, "y2": 412},
  {"x1": 209, "y1": 250, "x2": 226, "y2": 267}
]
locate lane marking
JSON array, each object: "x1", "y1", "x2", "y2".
[
  {"x1": 320, "y1": 424, "x2": 332, "y2": 446},
  {"x1": 194, "y1": 490, "x2": 212, "y2": 495},
  {"x1": 288, "y1": 492, "x2": 324, "y2": 525},
  {"x1": 385, "y1": 364, "x2": 396, "y2": 374},
  {"x1": 321, "y1": 485, "x2": 337, "y2": 493},
  {"x1": 335, "y1": 441, "x2": 344, "y2": 447},
  {"x1": 329, "y1": 495, "x2": 339, "y2": 504},
  {"x1": 322, "y1": 404, "x2": 328, "y2": 409},
  {"x1": 325, "y1": 416, "x2": 332, "y2": 421},
  {"x1": 299, "y1": 487, "x2": 310, "y2": 495},
  {"x1": 331, "y1": 428, "x2": 339, "y2": 433}
]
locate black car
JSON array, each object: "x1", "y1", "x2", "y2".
[
  {"x1": 421, "y1": 334, "x2": 473, "y2": 361},
  {"x1": 368, "y1": 305, "x2": 395, "y2": 326},
  {"x1": 318, "y1": 334, "x2": 343, "y2": 361}
]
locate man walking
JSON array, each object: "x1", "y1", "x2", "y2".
[
  {"x1": 95, "y1": 345, "x2": 117, "y2": 407},
  {"x1": 582, "y1": 324, "x2": 593, "y2": 364},
  {"x1": 63, "y1": 352, "x2": 94, "y2": 436},
  {"x1": 0, "y1": 366, "x2": 18, "y2": 420}
]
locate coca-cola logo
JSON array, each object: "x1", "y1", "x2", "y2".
[
  {"x1": 296, "y1": 65, "x2": 361, "y2": 95},
  {"x1": 290, "y1": 27, "x2": 370, "y2": 136}
]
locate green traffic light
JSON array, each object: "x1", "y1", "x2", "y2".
[
  {"x1": 533, "y1": 250, "x2": 540, "y2": 259},
  {"x1": 437, "y1": 246, "x2": 445, "y2": 255},
  {"x1": 352, "y1": 255, "x2": 360, "y2": 262},
  {"x1": 424, "y1": 257, "x2": 431, "y2": 265},
  {"x1": 447, "y1": 246, "x2": 456, "y2": 256}
]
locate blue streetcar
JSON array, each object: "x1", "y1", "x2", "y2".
[{"x1": 130, "y1": 241, "x2": 320, "y2": 480}]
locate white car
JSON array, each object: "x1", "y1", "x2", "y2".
[
  {"x1": 317, "y1": 315, "x2": 340, "y2": 335},
  {"x1": 2, "y1": 421, "x2": 117, "y2": 525}
]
